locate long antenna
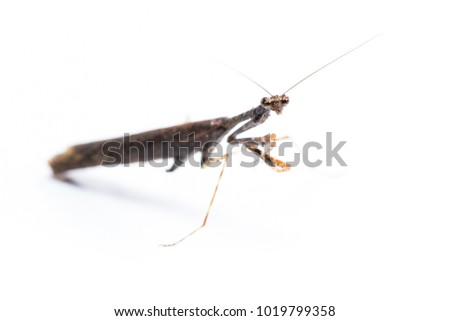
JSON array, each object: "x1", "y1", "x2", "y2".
[
  {"x1": 221, "y1": 62, "x2": 273, "y2": 96},
  {"x1": 283, "y1": 35, "x2": 380, "y2": 95}
]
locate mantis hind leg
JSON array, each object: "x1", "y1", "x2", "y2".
[{"x1": 160, "y1": 154, "x2": 229, "y2": 247}]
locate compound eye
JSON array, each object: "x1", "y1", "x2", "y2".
[{"x1": 261, "y1": 97, "x2": 270, "y2": 106}]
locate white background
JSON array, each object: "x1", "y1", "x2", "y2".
[{"x1": 1, "y1": 1, "x2": 449, "y2": 320}]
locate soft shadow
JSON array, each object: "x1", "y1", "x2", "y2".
[{"x1": 51, "y1": 171, "x2": 199, "y2": 216}]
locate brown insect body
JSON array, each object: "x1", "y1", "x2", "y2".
[{"x1": 49, "y1": 116, "x2": 244, "y2": 175}]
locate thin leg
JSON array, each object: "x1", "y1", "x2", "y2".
[
  {"x1": 246, "y1": 145, "x2": 291, "y2": 172},
  {"x1": 227, "y1": 121, "x2": 274, "y2": 147},
  {"x1": 166, "y1": 159, "x2": 184, "y2": 172},
  {"x1": 230, "y1": 128, "x2": 291, "y2": 171},
  {"x1": 166, "y1": 151, "x2": 189, "y2": 172},
  {"x1": 204, "y1": 136, "x2": 289, "y2": 168},
  {"x1": 270, "y1": 134, "x2": 290, "y2": 151},
  {"x1": 202, "y1": 149, "x2": 241, "y2": 168},
  {"x1": 160, "y1": 155, "x2": 229, "y2": 247}
]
